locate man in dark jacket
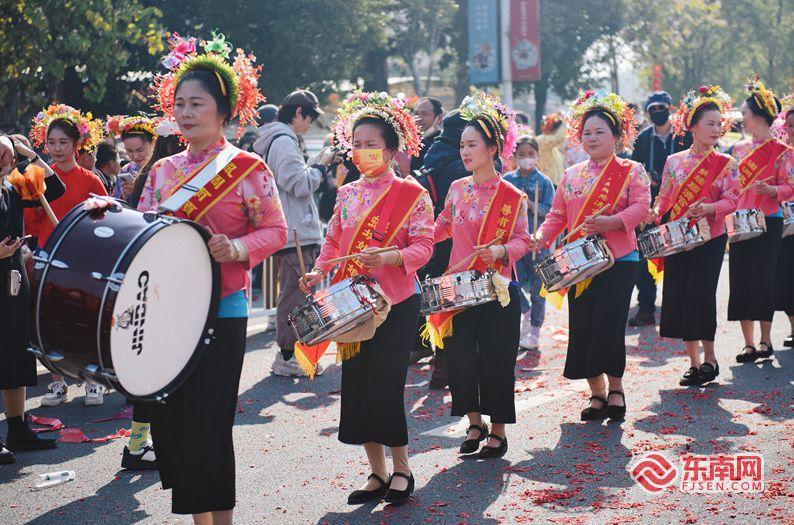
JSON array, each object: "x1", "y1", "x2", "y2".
[
  {"x1": 410, "y1": 110, "x2": 470, "y2": 388},
  {"x1": 411, "y1": 97, "x2": 444, "y2": 174},
  {"x1": 629, "y1": 91, "x2": 692, "y2": 326}
]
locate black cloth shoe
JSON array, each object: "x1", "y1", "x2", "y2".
[
  {"x1": 347, "y1": 473, "x2": 390, "y2": 505},
  {"x1": 409, "y1": 347, "x2": 434, "y2": 365},
  {"x1": 121, "y1": 445, "x2": 158, "y2": 471},
  {"x1": 5, "y1": 420, "x2": 57, "y2": 452},
  {"x1": 699, "y1": 361, "x2": 719, "y2": 383},
  {"x1": 384, "y1": 472, "x2": 414, "y2": 506},
  {"x1": 580, "y1": 395, "x2": 608, "y2": 421},
  {"x1": 784, "y1": 334, "x2": 793, "y2": 348},
  {"x1": 757, "y1": 342, "x2": 774, "y2": 358},
  {"x1": 477, "y1": 434, "x2": 508, "y2": 459},
  {"x1": 0, "y1": 443, "x2": 15, "y2": 465},
  {"x1": 679, "y1": 367, "x2": 701, "y2": 386},
  {"x1": 459, "y1": 423, "x2": 489, "y2": 454},
  {"x1": 628, "y1": 311, "x2": 655, "y2": 327},
  {"x1": 736, "y1": 345, "x2": 762, "y2": 363},
  {"x1": 606, "y1": 391, "x2": 626, "y2": 420}
]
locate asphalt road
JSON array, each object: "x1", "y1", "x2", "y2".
[{"x1": 1, "y1": 257, "x2": 792, "y2": 524}]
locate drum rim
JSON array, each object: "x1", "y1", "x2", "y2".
[
  {"x1": 101, "y1": 215, "x2": 221, "y2": 401},
  {"x1": 31, "y1": 201, "x2": 96, "y2": 373}
]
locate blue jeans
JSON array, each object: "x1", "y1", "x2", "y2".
[{"x1": 515, "y1": 251, "x2": 546, "y2": 327}]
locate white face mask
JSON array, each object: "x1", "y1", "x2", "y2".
[{"x1": 518, "y1": 157, "x2": 537, "y2": 171}]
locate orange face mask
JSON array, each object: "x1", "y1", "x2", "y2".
[{"x1": 352, "y1": 148, "x2": 390, "y2": 177}]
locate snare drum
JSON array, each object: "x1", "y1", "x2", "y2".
[
  {"x1": 535, "y1": 235, "x2": 613, "y2": 292},
  {"x1": 29, "y1": 199, "x2": 220, "y2": 401},
  {"x1": 638, "y1": 218, "x2": 706, "y2": 259},
  {"x1": 725, "y1": 208, "x2": 766, "y2": 243},
  {"x1": 419, "y1": 269, "x2": 497, "y2": 315},
  {"x1": 782, "y1": 201, "x2": 794, "y2": 238},
  {"x1": 288, "y1": 276, "x2": 386, "y2": 346}
]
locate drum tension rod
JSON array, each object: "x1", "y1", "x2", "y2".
[
  {"x1": 27, "y1": 347, "x2": 64, "y2": 361},
  {"x1": 91, "y1": 272, "x2": 125, "y2": 285}
]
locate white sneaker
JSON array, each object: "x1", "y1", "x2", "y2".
[
  {"x1": 84, "y1": 382, "x2": 104, "y2": 406},
  {"x1": 271, "y1": 353, "x2": 324, "y2": 377},
  {"x1": 520, "y1": 332, "x2": 539, "y2": 350},
  {"x1": 41, "y1": 381, "x2": 69, "y2": 407}
]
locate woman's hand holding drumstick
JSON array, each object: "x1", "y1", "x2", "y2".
[
  {"x1": 575, "y1": 206, "x2": 619, "y2": 237},
  {"x1": 446, "y1": 237, "x2": 499, "y2": 274}
]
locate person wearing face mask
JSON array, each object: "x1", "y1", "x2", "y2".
[
  {"x1": 529, "y1": 90, "x2": 651, "y2": 421},
  {"x1": 427, "y1": 93, "x2": 531, "y2": 459},
  {"x1": 301, "y1": 91, "x2": 434, "y2": 505},
  {"x1": 253, "y1": 89, "x2": 341, "y2": 378},
  {"x1": 650, "y1": 86, "x2": 739, "y2": 386},
  {"x1": 105, "y1": 115, "x2": 157, "y2": 201},
  {"x1": 504, "y1": 135, "x2": 554, "y2": 350},
  {"x1": 628, "y1": 91, "x2": 692, "y2": 327}
]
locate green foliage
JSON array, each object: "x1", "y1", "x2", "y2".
[
  {"x1": 0, "y1": 0, "x2": 165, "y2": 128},
  {"x1": 622, "y1": 0, "x2": 793, "y2": 101}
]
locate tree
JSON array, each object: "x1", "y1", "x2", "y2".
[
  {"x1": 386, "y1": 0, "x2": 458, "y2": 96},
  {"x1": 155, "y1": 0, "x2": 390, "y2": 102},
  {"x1": 0, "y1": 0, "x2": 165, "y2": 129},
  {"x1": 531, "y1": 0, "x2": 625, "y2": 129}
]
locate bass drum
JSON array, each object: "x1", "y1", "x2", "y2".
[{"x1": 29, "y1": 199, "x2": 220, "y2": 401}]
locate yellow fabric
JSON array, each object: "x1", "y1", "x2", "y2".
[
  {"x1": 574, "y1": 277, "x2": 593, "y2": 298},
  {"x1": 293, "y1": 345, "x2": 319, "y2": 379},
  {"x1": 491, "y1": 273, "x2": 511, "y2": 306},
  {"x1": 420, "y1": 316, "x2": 454, "y2": 350},
  {"x1": 336, "y1": 341, "x2": 362, "y2": 362},
  {"x1": 647, "y1": 259, "x2": 664, "y2": 284},
  {"x1": 540, "y1": 284, "x2": 565, "y2": 309}
]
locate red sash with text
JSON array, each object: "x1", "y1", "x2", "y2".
[
  {"x1": 424, "y1": 179, "x2": 523, "y2": 348},
  {"x1": 739, "y1": 139, "x2": 789, "y2": 208},
  {"x1": 294, "y1": 177, "x2": 424, "y2": 375},
  {"x1": 164, "y1": 149, "x2": 264, "y2": 221}
]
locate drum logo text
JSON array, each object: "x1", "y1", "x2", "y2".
[{"x1": 131, "y1": 271, "x2": 149, "y2": 355}]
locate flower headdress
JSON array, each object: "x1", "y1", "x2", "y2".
[
  {"x1": 771, "y1": 93, "x2": 793, "y2": 141},
  {"x1": 541, "y1": 112, "x2": 564, "y2": 134},
  {"x1": 152, "y1": 32, "x2": 265, "y2": 137},
  {"x1": 333, "y1": 90, "x2": 422, "y2": 157},
  {"x1": 459, "y1": 92, "x2": 518, "y2": 163},
  {"x1": 745, "y1": 74, "x2": 781, "y2": 122},
  {"x1": 105, "y1": 115, "x2": 157, "y2": 139},
  {"x1": 567, "y1": 90, "x2": 636, "y2": 150},
  {"x1": 30, "y1": 104, "x2": 104, "y2": 152},
  {"x1": 672, "y1": 85, "x2": 733, "y2": 138}
]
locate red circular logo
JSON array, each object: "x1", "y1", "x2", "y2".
[{"x1": 630, "y1": 453, "x2": 678, "y2": 493}]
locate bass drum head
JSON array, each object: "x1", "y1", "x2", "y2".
[{"x1": 109, "y1": 222, "x2": 215, "y2": 398}]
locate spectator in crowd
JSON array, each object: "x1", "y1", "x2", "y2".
[
  {"x1": 504, "y1": 136, "x2": 554, "y2": 351},
  {"x1": 411, "y1": 97, "x2": 444, "y2": 173},
  {"x1": 535, "y1": 113, "x2": 565, "y2": 186},
  {"x1": 257, "y1": 104, "x2": 279, "y2": 126},
  {"x1": 411, "y1": 110, "x2": 470, "y2": 388},
  {"x1": 253, "y1": 89, "x2": 339, "y2": 377},
  {"x1": 94, "y1": 142, "x2": 120, "y2": 194},
  {"x1": 628, "y1": 91, "x2": 691, "y2": 327}
]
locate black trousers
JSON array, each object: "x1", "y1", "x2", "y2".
[
  {"x1": 660, "y1": 234, "x2": 727, "y2": 341},
  {"x1": 444, "y1": 286, "x2": 520, "y2": 423},
  {"x1": 775, "y1": 235, "x2": 794, "y2": 316},
  {"x1": 339, "y1": 294, "x2": 421, "y2": 447},
  {"x1": 566, "y1": 261, "x2": 638, "y2": 379},
  {"x1": 728, "y1": 217, "x2": 783, "y2": 322},
  {"x1": 151, "y1": 318, "x2": 247, "y2": 515},
  {"x1": 634, "y1": 224, "x2": 658, "y2": 314}
]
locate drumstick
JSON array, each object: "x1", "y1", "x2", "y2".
[
  {"x1": 562, "y1": 205, "x2": 608, "y2": 243},
  {"x1": 38, "y1": 196, "x2": 58, "y2": 227},
  {"x1": 324, "y1": 245, "x2": 398, "y2": 265},
  {"x1": 293, "y1": 228, "x2": 307, "y2": 277},
  {"x1": 446, "y1": 237, "x2": 499, "y2": 274},
  {"x1": 531, "y1": 180, "x2": 539, "y2": 261}
]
